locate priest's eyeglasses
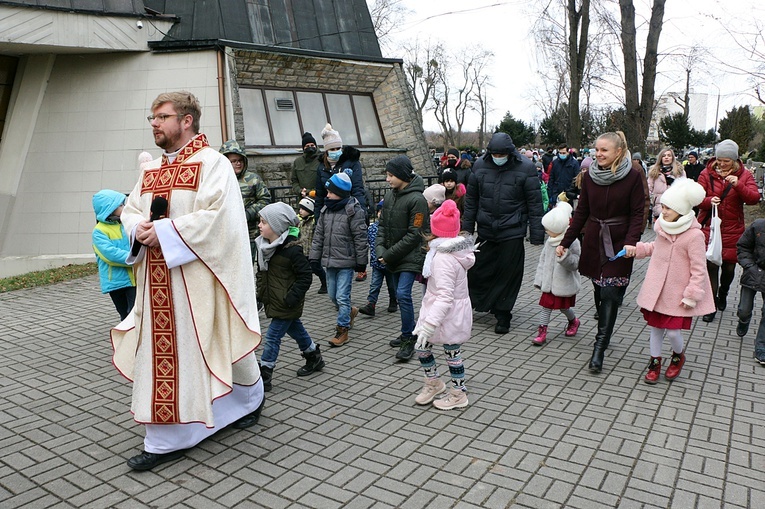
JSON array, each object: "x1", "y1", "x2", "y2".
[{"x1": 147, "y1": 113, "x2": 183, "y2": 124}]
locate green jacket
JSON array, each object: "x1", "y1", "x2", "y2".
[
  {"x1": 256, "y1": 236, "x2": 312, "y2": 320},
  {"x1": 240, "y1": 170, "x2": 272, "y2": 240},
  {"x1": 375, "y1": 174, "x2": 429, "y2": 273},
  {"x1": 291, "y1": 152, "x2": 321, "y2": 196}
]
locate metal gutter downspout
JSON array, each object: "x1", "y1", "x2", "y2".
[{"x1": 217, "y1": 48, "x2": 228, "y2": 142}]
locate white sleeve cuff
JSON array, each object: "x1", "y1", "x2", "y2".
[
  {"x1": 154, "y1": 219, "x2": 197, "y2": 269},
  {"x1": 125, "y1": 225, "x2": 145, "y2": 265}
]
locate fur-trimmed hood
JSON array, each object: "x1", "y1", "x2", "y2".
[{"x1": 434, "y1": 234, "x2": 476, "y2": 270}]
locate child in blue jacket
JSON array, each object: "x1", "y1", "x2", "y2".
[{"x1": 92, "y1": 189, "x2": 135, "y2": 321}]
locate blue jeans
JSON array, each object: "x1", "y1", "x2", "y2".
[
  {"x1": 367, "y1": 267, "x2": 395, "y2": 304},
  {"x1": 261, "y1": 318, "x2": 315, "y2": 369},
  {"x1": 326, "y1": 267, "x2": 354, "y2": 327},
  {"x1": 738, "y1": 286, "x2": 765, "y2": 357},
  {"x1": 392, "y1": 271, "x2": 417, "y2": 335}
]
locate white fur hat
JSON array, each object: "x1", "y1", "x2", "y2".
[
  {"x1": 542, "y1": 201, "x2": 573, "y2": 234},
  {"x1": 660, "y1": 177, "x2": 706, "y2": 216},
  {"x1": 422, "y1": 184, "x2": 446, "y2": 206}
]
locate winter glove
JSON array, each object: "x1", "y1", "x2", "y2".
[
  {"x1": 354, "y1": 264, "x2": 367, "y2": 273},
  {"x1": 413, "y1": 323, "x2": 436, "y2": 350}
]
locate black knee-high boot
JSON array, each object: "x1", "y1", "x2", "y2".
[{"x1": 589, "y1": 286, "x2": 623, "y2": 373}]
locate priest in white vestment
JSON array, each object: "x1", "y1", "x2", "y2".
[{"x1": 111, "y1": 91, "x2": 263, "y2": 471}]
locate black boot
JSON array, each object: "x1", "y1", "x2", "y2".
[
  {"x1": 494, "y1": 312, "x2": 512, "y2": 334},
  {"x1": 297, "y1": 345, "x2": 325, "y2": 376},
  {"x1": 395, "y1": 335, "x2": 416, "y2": 360},
  {"x1": 589, "y1": 288, "x2": 621, "y2": 373},
  {"x1": 260, "y1": 365, "x2": 273, "y2": 392},
  {"x1": 717, "y1": 291, "x2": 728, "y2": 311}
]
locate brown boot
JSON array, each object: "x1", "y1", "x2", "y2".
[{"x1": 328, "y1": 325, "x2": 350, "y2": 347}]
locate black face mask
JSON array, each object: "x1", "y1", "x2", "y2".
[
  {"x1": 304, "y1": 146, "x2": 317, "y2": 155},
  {"x1": 447, "y1": 159, "x2": 457, "y2": 168}
]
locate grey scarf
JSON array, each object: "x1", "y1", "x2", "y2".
[{"x1": 589, "y1": 153, "x2": 632, "y2": 186}]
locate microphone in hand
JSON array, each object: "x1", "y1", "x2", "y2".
[{"x1": 132, "y1": 196, "x2": 168, "y2": 256}]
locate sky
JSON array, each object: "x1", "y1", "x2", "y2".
[{"x1": 382, "y1": 0, "x2": 765, "y2": 133}]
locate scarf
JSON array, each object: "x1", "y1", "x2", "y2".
[
  {"x1": 324, "y1": 197, "x2": 350, "y2": 211},
  {"x1": 255, "y1": 226, "x2": 300, "y2": 270},
  {"x1": 422, "y1": 237, "x2": 449, "y2": 278},
  {"x1": 589, "y1": 153, "x2": 632, "y2": 186},
  {"x1": 657, "y1": 212, "x2": 694, "y2": 236},
  {"x1": 546, "y1": 230, "x2": 566, "y2": 247}
]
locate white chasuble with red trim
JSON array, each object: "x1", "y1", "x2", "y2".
[{"x1": 112, "y1": 134, "x2": 261, "y2": 427}]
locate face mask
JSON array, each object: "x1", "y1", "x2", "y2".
[
  {"x1": 447, "y1": 159, "x2": 457, "y2": 168},
  {"x1": 492, "y1": 156, "x2": 508, "y2": 166},
  {"x1": 559, "y1": 154, "x2": 568, "y2": 160},
  {"x1": 328, "y1": 149, "x2": 342, "y2": 161},
  {"x1": 304, "y1": 146, "x2": 317, "y2": 155}
]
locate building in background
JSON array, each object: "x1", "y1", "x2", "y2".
[
  {"x1": 0, "y1": 0, "x2": 429, "y2": 277},
  {"x1": 647, "y1": 91, "x2": 709, "y2": 144}
]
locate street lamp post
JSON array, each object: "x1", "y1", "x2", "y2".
[{"x1": 710, "y1": 83, "x2": 721, "y2": 138}]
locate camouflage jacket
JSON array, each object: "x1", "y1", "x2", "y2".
[{"x1": 239, "y1": 170, "x2": 271, "y2": 239}]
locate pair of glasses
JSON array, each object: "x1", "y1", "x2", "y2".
[{"x1": 147, "y1": 113, "x2": 183, "y2": 124}]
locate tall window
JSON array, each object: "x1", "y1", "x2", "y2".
[
  {"x1": 239, "y1": 87, "x2": 386, "y2": 148},
  {"x1": 0, "y1": 55, "x2": 19, "y2": 144}
]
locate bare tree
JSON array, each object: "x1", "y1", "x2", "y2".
[
  {"x1": 619, "y1": 0, "x2": 667, "y2": 153},
  {"x1": 366, "y1": 0, "x2": 411, "y2": 53},
  {"x1": 402, "y1": 39, "x2": 445, "y2": 126},
  {"x1": 669, "y1": 45, "x2": 706, "y2": 118},
  {"x1": 470, "y1": 50, "x2": 494, "y2": 149},
  {"x1": 566, "y1": 0, "x2": 591, "y2": 149}
]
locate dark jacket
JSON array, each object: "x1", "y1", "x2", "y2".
[
  {"x1": 738, "y1": 219, "x2": 765, "y2": 291},
  {"x1": 698, "y1": 158, "x2": 760, "y2": 263},
  {"x1": 314, "y1": 146, "x2": 366, "y2": 219},
  {"x1": 310, "y1": 198, "x2": 369, "y2": 269},
  {"x1": 461, "y1": 133, "x2": 544, "y2": 244},
  {"x1": 256, "y1": 236, "x2": 312, "y2": 320},
  {"x1": 685, "y1": 161, "x2": 704, "y2": 182},
  {"x1": 376, "y1": 174, "x2": 429, "y2": 273},
  {"x1": 291, "y1": 151, "x2": 322, "y2": 196},
  {"x1": 548, "y1": 155, "x2": 580, "y2": 196},
  {"x1": 561, "y1": 167, "x2": 646, "y2": 279}
]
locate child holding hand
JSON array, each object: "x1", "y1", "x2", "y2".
[{"x1": 626, "y1": 178, "x2": 715, "y2": 384}]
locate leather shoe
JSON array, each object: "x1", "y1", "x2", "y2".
[
  {"x1": 231, "y1": 396, "x2": 265, "y2": 429},
  {"x1": 702, "y1": 312, "x2": 716, "y2": 323},
  {"x1": 127, "y1": 449, "x2": 185, "y2": 471}
]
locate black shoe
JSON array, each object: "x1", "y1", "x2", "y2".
[
  {"x1": 717, "y1": 293, "x2": 728, "y2": 311},
  {"x1": 757, "y1": 355, "x2": 765, "y2": 366},
  {"x1": 702, "y1": 312, "x2": 716, "y2": 323},
  {"x1": 297, "y1": 345, "x2": 325, "y2": 376},
  {"x1": 358, "y1": 302, "x2": 376, "y2": 316},
  {"x1": 494, "y1": 313, "x2": 512, "y2": 334},
  {"x1": 389, "y1": 334, "x2": 405, "y2": 347},
  {"x1": 395, "y1": 336, "x2": 416, "y2": 361},
  {"x1": 737, "y1": 320, "x2": 750, "y2": 337},
  {"x1": 127, "y1": 449, "x2": 185, "y2": 471},
  {"x1": 231, "y1": 396, "x2": 265, "y2": 429},
  {"x1": 318, "y1": 284, "x2": 328, "y2": 294},
  {"x1": 387, "y1": 301, "x2": 398, "y2": 313},
  {"x1": 260, "y1": 365, "x2": 273, "y2": 392}
]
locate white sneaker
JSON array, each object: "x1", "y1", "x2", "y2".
[
  {"x1": 415, "y1": 378, "x2": 446, "y2": 405},
  {"x1": 432, "y1": 388, "x2": 468, "y2": 410}
]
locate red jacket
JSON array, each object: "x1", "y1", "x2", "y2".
[{"x1": 697, "y1": 159, "x2": 760, "y2": 264}]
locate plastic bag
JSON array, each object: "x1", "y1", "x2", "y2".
[{"x1": 706, "y1": 203, "x2": 723, "y2": 266}]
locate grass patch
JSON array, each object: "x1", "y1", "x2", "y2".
[{"x1": 0, "y1": 263, "x2": 98, "y2": 293}]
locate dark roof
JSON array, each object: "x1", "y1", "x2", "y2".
[
  {"x1": 0, "y1": 0, "x2": 147, "y2": 16},
  {"x1": 144, "y1": 0, "x2": 382, "y2": 59}
]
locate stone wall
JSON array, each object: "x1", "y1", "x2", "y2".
[{"x1": 227, "y1": 47, "x2": 431, "y2": 189}]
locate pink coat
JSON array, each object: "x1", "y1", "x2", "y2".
[
  {"x1": 415, "y1": 235, "x2": 475, "y2": 345},
  {"x1": 635, "y1": 219, "x2": 715, "y2": 316}
]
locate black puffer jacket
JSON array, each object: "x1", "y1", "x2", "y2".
[
  {"x1": 461, "y1": 133, "x2": 544, "y2": 244},
  {"x1": 737, "y1": 219, "x2": 765, "y2": 291},
  {"x1": 376, "y1": 175, "x2": 429, "y2": 273},
  {"x1": 256, "y1": 236, "x2": 312, "y2": 320},
  {"x1": 314, "y1": 146, "x2": 366, "y2": 219}
]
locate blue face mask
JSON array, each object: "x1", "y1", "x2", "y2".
[
  {"x1": 492, "y1": 155, "x2": 508, "y2": 166},
  {"x1": 559, "y1": 153, "x2": 569, "y2": 160},
  {"x1": 328, "y1": 149, "x2": 342, "y2": 161}
]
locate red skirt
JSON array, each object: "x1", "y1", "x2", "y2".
[
  {"x1": 539, "y1": 292, "x2": 576, "y2": 310},
  {"x1": 641, "y1": 309, "x2": 692, "y2": 330}
]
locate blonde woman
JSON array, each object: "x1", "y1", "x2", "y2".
[{"x1": 647, "y1": 148, "x2": 685, "y2": 222}]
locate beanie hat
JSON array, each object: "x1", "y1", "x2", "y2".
[
  {"x1": 299, "y1": 197, "x2": 315, "y2": 214},
  {"x1": 301, "y1": 132, "x2": 317, "y2": 148},
  {"x1": 326, "y1": 172, "x2": 352, "y2": 198},
  {"x1": 259, "y1": 202, "x2": 299, "y2": 236},
  {"x1": 321, "y1": 123, "x2": 343, "y2": 150},
  {"x1": 541, "y1": 201, "x2": 573, "y2": 235},
  {"x1": 423, "y1": 184, "x2": 446, "y2": 207},
  {"x1": 660, "y1": 177, "x2": 706, "y2": 216},
  {"x1": 632, "y1": 152, "x2": 642, "y2": 160},
  {"x1": 138, "y1": 151, "x2": 153, "y2": 166},
  {"x1": 441, "y1": 168, "x2": 457, "y2": 182},
  {"x1": 385, "y1": 155, "x2": 414, "y2": 182},
  {"x1": 430, "y1": 199, "x2": 461, "y2": 238},
  {"x1": 447, "y1": 148, "x2": 460, "y2": 159},
  {"x1": 688, "y1": 151, "x2": 698, "y2": 159},
  {"x1": 715, "y1": 139, "x2": 738, "y2": 160}
]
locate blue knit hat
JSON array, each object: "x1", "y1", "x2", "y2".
[{"x1": 326, "y1": 172, "x2": 352, "y2": 198}]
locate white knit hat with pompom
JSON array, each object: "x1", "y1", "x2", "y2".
[{"x1": 660, "y1": 177, "x2": 706, "y2": 216}]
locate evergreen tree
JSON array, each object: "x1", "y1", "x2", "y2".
[
  {"x1": 659, "y1": 112, "x2": 692, "y2": 149},
  {"x1": 718, "y1": 106, "x2": 754, "y2": 150},
  {"x1": 495, "y1": 112, "x2": 535, "y2": 147}
]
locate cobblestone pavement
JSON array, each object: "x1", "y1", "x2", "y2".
[{"x1": 1, "y1": 228, "x2": 764, "y2": 508}]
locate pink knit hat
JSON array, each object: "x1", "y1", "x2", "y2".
[{"x1": 430, "y1": 199, "x2": 460, "y2": 238}]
